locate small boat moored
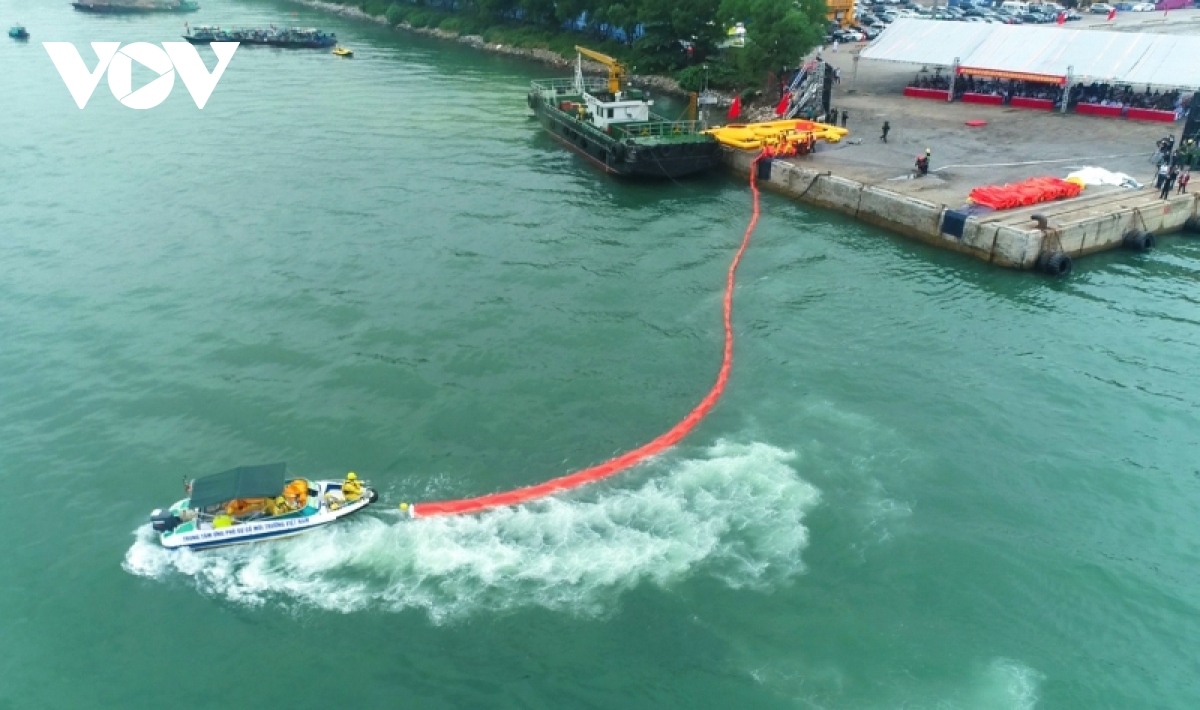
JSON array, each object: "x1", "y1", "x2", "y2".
[
  {"x1": 526, "y1": 45, "x2": 720, "y2": 179},
  {"x1": 150, "y1": 462, "x2": 378, "y2": 550},
  {"x1": 9, "y1": 25, "x2": 29, "y2": 39},
  {"x1": 332, "y1": 46, "x2": 352, "y2": 57}
]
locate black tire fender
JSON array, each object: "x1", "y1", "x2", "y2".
[
  {"x1": 1123, "y1": 229, "x2": 1155, "y2": 251},
  {"x1": 1037, "y1": 251, "x2": 1073, "y2": 277}
]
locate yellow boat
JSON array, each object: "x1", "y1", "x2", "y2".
[
  {"x1": 332, "y1": 46, "x2": 352, "y2": 57},
  {"x1": 704, "y1": 120, "x2": 849, "y2": 151}
]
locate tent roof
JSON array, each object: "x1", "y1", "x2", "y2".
[
  {"x1": 189, "y1": 462, "x2": 287, "y2": 509},
  {"x1": 860, "y1": 19, "x2": 1200, "y2": 87},
  {"x1": 856, "y1": 18, "x2": 996, "y2": 68}
]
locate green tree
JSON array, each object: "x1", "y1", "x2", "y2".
[
  {"x1": 636, "y1": 0, "x2": 724, "y2": 58},
  {"x1": 385, "y1": 3, "x2": 405, "y2": 25},
  {"x1": 718, "y1": 0, "x2": 825, "y2": 79}
]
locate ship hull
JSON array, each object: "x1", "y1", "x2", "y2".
[
  {"x1": 73, "y1": 3, "x2": 199, "y2": 13},
  {"x1": 184, "y1": 36, "x2": 335, "y2": 48},
  {"x1": 529, "y1": 92, "x2": 719, "y2": 179}
]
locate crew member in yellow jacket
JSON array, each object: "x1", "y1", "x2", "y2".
[{"x1": 342, "y1": 472, "x2": 363, "y2": 502}]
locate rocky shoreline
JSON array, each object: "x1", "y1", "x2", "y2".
[{"x1": 291, "y1": 0, "x2": 734, "y2": 105}]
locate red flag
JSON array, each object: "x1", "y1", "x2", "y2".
[
  {"x1": 774, "y1": 93, "x2": 791, "y2": 116},
  {"x1": 1107, "y1": 8, "x2": 1116, "y2": 20},
  {"x1": 1056, "y1": 11, "x2": 1065, "y2": 24},
  {"x1": 727, "y1": 95, "x2": 742, "y2": 120}
]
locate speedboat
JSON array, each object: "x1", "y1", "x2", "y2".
[
  {"x1": 332, "y1": 46, "x2": 352, "y2": 57},
  {"x1": 9, "y1": 25, "x2": 29, "y2": 40},
  {"x1": 150, "y1": 462, "x2": 378, "y2": 550}
]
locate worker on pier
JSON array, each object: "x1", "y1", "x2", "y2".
[
  {"x1": 1160, "y1": 166, "x2": 1177, "y2": 199},
  {"x1": 915, "y1": 149, "x2": 931, "y2": 176}
]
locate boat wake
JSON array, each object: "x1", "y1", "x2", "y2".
[{"x1": 123, "y1": 441, "x2": 819, "y2": 621}]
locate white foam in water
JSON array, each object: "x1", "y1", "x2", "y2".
[
  {"x1": 123, "y1": 441, "x2": 820, "y2": 621},
  {"x1": 942, "y1": 658, "x2": 1045, "y2": 710}
]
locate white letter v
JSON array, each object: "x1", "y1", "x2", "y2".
[
  {"x1": 44, "y1": 42, "x2": 120, "y2": 109},
  {"x1": 163, "y1": 42, "x2": 239, "y2": 109}
]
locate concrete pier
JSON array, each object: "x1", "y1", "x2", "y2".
[{"x1": 725, "y1": 148, "x2": 1200, "y2": 270}]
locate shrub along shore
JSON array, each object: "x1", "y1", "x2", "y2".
[{"x1": 290, "y1": 0, "x2": 827, "y2": 101}]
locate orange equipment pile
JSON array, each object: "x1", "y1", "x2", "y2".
[{"x1": 967, "y1": 177, "x2": 1083, "y2": 211}]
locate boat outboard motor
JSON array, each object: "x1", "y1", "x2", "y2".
[{"x1": 150, "y1": 508, "x2": 181, "y2": 533}]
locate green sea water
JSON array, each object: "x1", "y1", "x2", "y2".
[{"x1": 2, "y1": 2, "x2": 1199, "y2": 708}]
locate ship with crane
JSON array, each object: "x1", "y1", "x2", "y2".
[{"x1": 526, "y1": 46, "x2": 721, "y2": 179}]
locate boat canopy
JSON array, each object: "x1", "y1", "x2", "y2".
[{"x1": 189, "y1": 462, "x2": 287, "y2": 509}]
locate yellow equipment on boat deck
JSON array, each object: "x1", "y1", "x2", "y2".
[
  {"x1": 575, "y1": 45, "x2": 624, "y2": 94},
  {"x1": 704, "y1": 120, "x2": 849, "y2": 151}
]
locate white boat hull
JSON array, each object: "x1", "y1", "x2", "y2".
[{"x1": 158, "y1": 480, "x2": 377, "y2": 551}]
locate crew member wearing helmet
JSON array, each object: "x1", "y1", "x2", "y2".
[
  {"x1": 915, "y1": 148, "x2": 931, "y2": 176},
  {"x1": 342, "y1": 472, "x2": 363, "y2": 501}
]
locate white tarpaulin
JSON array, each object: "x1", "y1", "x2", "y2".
[
  {"x1": 860, "y1": 19, "x2": 1200, "y2": 87},
  {"x1": 1066, "y1": 167, "x2": 1141, "y2": 189}
]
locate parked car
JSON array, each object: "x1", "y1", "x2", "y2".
[
  {"x1": 1066, "y1": 9, "x2": 1082, "y2": 18},
  {"x1": 1090, "y1": 3, "x2": 1115, "y2": 13},
  {"x1": 1131, "y1": 2, "x2": 1155, "y2": 9},
  {"x1": 1113, "y1": 2, "x2": 1134, "y2": 10}
]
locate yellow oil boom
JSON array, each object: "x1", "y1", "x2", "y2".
[{"x1": 575, "y1": 45, "x2": 624, "y2": 95}]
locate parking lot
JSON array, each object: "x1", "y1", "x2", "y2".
[{"x1": 835, "y1": 0, "x2": 1200, "y2": 44}]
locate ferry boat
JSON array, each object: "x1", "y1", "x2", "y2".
[
  {"x1": 72, "y1": 1, "x2": 199, "y2": 13},
  {"x1": 183, "y1": 26, "x2": 337, "y2": 49},
  {"x1": 149, "y1": 462, "x2": 378, "y2": 551},
  {"x1": 526, "y1": 46, "x2": 720, "y2": 179}
]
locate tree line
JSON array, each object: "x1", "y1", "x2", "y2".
[{"x1": 342, "y1": 0, "x2": 828, "y2": 89}]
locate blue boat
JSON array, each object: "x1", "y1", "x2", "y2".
[{"x1": 9, "y1": 25, "x2": 29, "y2": 40}]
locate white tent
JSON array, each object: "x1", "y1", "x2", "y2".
[
  {"x1": 861, "y1": 19, "x2": 1200, "y2": 87},
  {"x1": 856, "y1": 19, "x2": 997, "y2": 68}
]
